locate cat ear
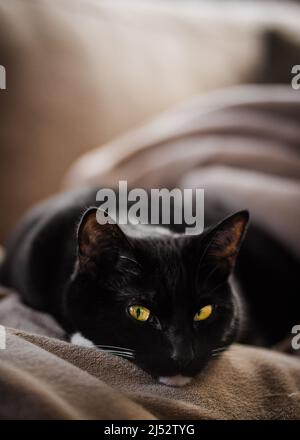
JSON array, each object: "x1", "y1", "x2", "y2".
[
  {"x1": 201, "y1": 210, "x2": 249, "y2": 278},
  {"x1": 77, "y1": 208, "x2": 131, "y2": 266}
]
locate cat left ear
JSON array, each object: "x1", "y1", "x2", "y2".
[
  {"x1": 77, "y1": 207, "x2": 131, "y2": 266},
  {"x1": 202, "y1": 210, "x2": 249, "y2": 277}
]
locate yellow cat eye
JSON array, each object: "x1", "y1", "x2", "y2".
[
  {"x1": 194, "y1": 305, "x2": 213, "y2": 321},
  {"x1": 129, "y1": 305, "x2": 151, "y2": 322}
]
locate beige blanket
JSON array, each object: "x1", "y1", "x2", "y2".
[{"x1": 0, "y1": 290, "x2": 300, "y2": 420}]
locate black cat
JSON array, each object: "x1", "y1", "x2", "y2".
[{"x1": 0, "y1": 187, "x2": 299, "y2": 386}]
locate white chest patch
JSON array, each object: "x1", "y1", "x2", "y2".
[
  {"x1": 158, "y1": 375, "x2": 192, "y2": 387},
  {"x1": 70, "y1": 332, "x2": 95, "y2": 347}
]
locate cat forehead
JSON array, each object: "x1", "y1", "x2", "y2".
[{"x1": 135, "y1": 245, "x2": 187, "y2": 295}]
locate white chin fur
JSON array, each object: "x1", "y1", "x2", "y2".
[
  {"x1": 70, "y1": 332, "x2": 95, "y2": 347},
  {"x1": 158, "y1": 375, "x2": 192, "y2": 387}
]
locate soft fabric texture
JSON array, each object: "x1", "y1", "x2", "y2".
[
  {"x1": 1, "y1": 0, "x2": 300, "y2": 241},
  {"x1": 0, "y1": 290, "x2": 300, "y2": 420}
]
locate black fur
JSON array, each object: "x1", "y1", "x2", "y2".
[{"x1": 0, "y1": 187, "x2": 299, "y2": 380}]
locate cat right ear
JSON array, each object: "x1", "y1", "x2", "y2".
[
  {"x1": 188, "y1": 210, "x2": 249, "y2": 285},
  {"x1": 77, "y1": 208, "x2": 131, "y2": 267},
  {"x1": 201, "y1": 210, "x2": 249, "y2": 279}
]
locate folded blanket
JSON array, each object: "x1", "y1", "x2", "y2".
[{"x1": 0, "y1": 289, "x2": 300, "y2": 420}]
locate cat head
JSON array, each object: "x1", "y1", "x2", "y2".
[{"x1": 65, "y1": 208, "x2": 249, "y2": 385}]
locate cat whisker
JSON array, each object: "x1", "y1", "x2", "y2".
[
  {"x1": 113, "y1": 354, "x2": 135, "y2": 360},
  {"x1": 119, "y1": 255, "x2": 141, "y2": 269},
  {"x1": 212, "y1": 346, "x2": 229, "y2": 353},
  {"x1": 98, "y1": 348, "x2": 135, "y2": 355},
  {"x1": 99, "y1": 350, "x2": 135, "y2": 359},
  {"x1": 112, "y1": 353, "x2": 135, "y2": 359},
  {"x1": 97, "y1": 348, "x2": 135, "y2": 356},
  {"x1": 95, "y1": 345, "x2": 135, "y2": 353}
]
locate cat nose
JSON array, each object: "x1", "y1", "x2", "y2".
[{"x1": 170, "y1": 344, "x2": 194, "y2": 368}]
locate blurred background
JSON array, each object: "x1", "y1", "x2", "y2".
[{"x1": 0, "y1": 0, "x2": 300, "y2": 250}]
